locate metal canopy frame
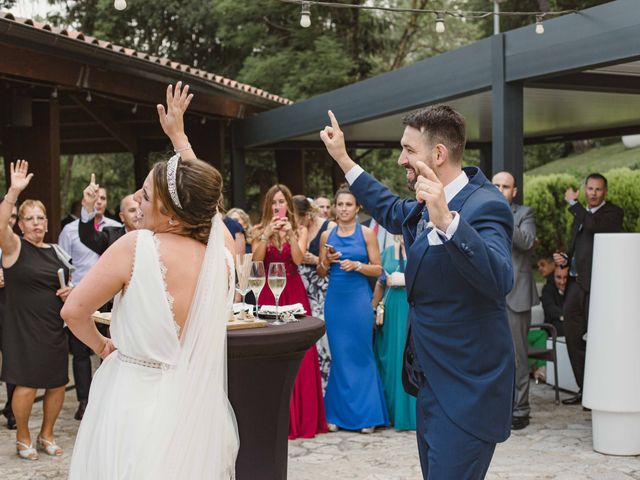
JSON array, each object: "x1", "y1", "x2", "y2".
[{"x1": 233, "y1": 0, "x2": 640, "y2": 205}]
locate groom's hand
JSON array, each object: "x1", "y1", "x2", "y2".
[
  {"x1": 415, "y1": 161, "x2": 453, "y2": 231},
  {"x1": 320, "y1": 110, "x2": 356, "y2": 173}
]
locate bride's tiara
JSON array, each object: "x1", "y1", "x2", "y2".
[{"x1": 167, "y1": 153, "x2": 182, "y2": 209}]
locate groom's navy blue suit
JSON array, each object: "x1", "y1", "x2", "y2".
[{"x1": 350, "y1": 166, "x2": 515, "y2": 479}]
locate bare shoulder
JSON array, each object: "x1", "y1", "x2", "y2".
[
  {"x1": 361, "y1": 224, "x2": 375, "y2": 239},
  {"x1": 223, "y1": 227, "x2": 235, "y2": 253}
]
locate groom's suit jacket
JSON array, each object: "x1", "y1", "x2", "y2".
[{"x1": 350, "y1": 166, "x2": 515, "y2": 443}]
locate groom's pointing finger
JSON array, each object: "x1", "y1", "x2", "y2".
[
  {"x1": 415, "y1": 161, "x2": 439, "y2": 183},
  {"x1": 328, "y1": 110, "x2": 341, "y2": 131}
]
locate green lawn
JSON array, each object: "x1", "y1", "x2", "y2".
[{"x1": 526, "y1": 142, "x2": 640, "y2": 176}]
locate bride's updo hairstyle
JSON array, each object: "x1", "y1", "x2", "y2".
[{"x1": 152, "y1": 157, "x2": 223, "y2": 244}]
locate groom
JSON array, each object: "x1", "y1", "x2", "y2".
[{"x1": 321, "y1": 106, "x2": 515, "y2": 479}]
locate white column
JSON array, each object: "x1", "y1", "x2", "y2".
[{"x1": 583, "y1": 233, "x2": 640, "y2": 455}]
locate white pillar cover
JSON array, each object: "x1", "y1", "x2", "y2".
[{"x1": 583, "y1": 233, "x2": 640, "y2": 455}]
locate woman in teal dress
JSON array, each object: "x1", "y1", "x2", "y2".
[{"x1": 373, "y1": 236, "x2": 416, "y2": 431}]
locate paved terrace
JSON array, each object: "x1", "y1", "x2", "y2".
[{"x1": 0, "y1": 381, "x2": 638, "y2": 479}]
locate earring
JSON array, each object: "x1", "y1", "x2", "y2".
[{"x1": 168, "y1": 219, "x2": 175, "y2": 226}]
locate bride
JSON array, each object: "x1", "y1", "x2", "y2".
[{"x1": 62, "y1": 82, "x2": 239, "y2": 479}]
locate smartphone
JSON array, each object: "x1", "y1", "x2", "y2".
[
  {"x1": 325, "y1": 243, "x2": 339, "y2": 255},
  {"x1": 273, "y1": 208, "x2": 286, "y2": 219}
]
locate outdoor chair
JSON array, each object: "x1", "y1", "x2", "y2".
[{"x1": 528, "y1": 323, "x2": 560, "y2": 405}]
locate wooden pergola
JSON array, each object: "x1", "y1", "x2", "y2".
[{"x1": 0, "y1": 12, "x2": 290, "y2": 240}]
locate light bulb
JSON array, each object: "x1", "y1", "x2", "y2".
[
  {"x1": 435, "y1": 17, "x2": 445, "y2": 34},
  {"x1": 131, "y1": 103, "x2": 138, "y2": 114},
  {"x1": 300, "y1": 2, "x2": 311, "y2": 28},
  {"x1": 114, "y1": 0, "x2": 127, "y2": 11},
  {"x1": 86, "y1": 91, "x2": 92, "y2": 102},
  {"x1": 535, "y1": 16, "x2": 544, "y2": 35}
]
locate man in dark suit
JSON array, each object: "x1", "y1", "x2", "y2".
[
  {"x1": 553, "y1": 173, "x2": 623, "y2": 405},
  {"x1": 541, "y1": 265, "x2": 568, "y2": 337},
  {"x1": 321, "y1": 106, "x2": 514, "y2": 479},
  {"x1": 78, "y1": 174, "x2": 140, "y2": 255},
  {"x1": 492, "y1": 171, "x2": 539, "y2": 430}
]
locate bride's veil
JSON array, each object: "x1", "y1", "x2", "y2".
[{"x1": 135, "y1": 213, "x2": 239, "y2": 479}]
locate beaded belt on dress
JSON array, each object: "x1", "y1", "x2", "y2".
[{"x1": 117, "y1": 352, "x2": 174, "y2": 370}]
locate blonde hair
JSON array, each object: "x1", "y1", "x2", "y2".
[{"x1": 18, "y1": 199, "x2": 47, "y2": 219}]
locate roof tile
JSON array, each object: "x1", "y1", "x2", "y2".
[{"x1": 0, "y1": 11, "x2": 292, "y2": 105}]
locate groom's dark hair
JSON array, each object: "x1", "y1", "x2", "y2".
[{"x1": 402, "y1": 105, "x2": 467, "y2": 163}]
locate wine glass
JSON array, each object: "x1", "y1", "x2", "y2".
[
  {"x1": 235, "y1": 254, "x2": 252, "y2": 317},
  {"x1": 248, "y1": 261, "x2": 266, "y2": 319},
  {"x1": 268, "y1": 262, "x2": 287, "y2": 325}
]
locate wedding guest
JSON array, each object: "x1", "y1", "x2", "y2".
[
  {"x1": 0, "y1": 204, "x2": 18, "y2": 430},
  {"x1": 227, "y1": 207, "x2": 252, "y2": 254},
  {"x1": 252, "y1": 185, "x2": 327, "y2": 439},
  {"x1": 61, "y1": 200, "x2": 81, "y2": 230},
  {"x1": 59, "y1": 184, "x2": 121, "y2": 420},
  {"x1": 0, "y1": 161, "x2": 73, "y2": 460},
  {"x1": 318, "y1": 185, "x2": 388, "y2": 433},
  {"x1": 372, "y1": 236, "x2": 416, "y2": 430},
  {"x1": 223, "y1": 215, "x2": 246, "y2": 256},
  {"x1": 293, "y1": 195, "x2": 335, "y2": 392},
  {"x1": 314, "y1": 196, "x2": 332, "y2": 220},
  {"x1": 79, "y1": 176, "x2": 140, "y2": 255}
]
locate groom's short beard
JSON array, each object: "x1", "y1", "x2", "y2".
[{"x1": 406, "y1": 168, "x2": 418, "y2": 192}]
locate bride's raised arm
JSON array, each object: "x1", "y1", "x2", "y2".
[{"x1": 157, "y1": 81, "x2": 196, "y2": 161}]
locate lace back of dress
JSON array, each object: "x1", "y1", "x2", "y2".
[{"x1": 135, "y1": 214, "x2": 239, "y2": 480}]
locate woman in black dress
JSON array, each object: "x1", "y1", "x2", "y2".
[{"x1": 0, "y1": 160, "x2": 73, "y2": 460}]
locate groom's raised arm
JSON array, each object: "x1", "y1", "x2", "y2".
[{"x1": 320, "y1": 111, "x2": 416, "y2": 234}]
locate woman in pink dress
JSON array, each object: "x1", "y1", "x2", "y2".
[{"x1": 252, "y1": 184, "x2": 328, "y2": 439}]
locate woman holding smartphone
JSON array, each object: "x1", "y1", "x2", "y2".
[
  {"x1": 318, "y1": 185, "x2": 388, "y2": 433},
  {"x1": 252, "y1": 184, "x2": 327, "y2": 439}
]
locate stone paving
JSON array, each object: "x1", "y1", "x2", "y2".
[{"x1": 0, "y1": 380, "x2": 638, "y2": 479}]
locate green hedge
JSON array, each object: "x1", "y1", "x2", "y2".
[{"x1": 523, "y1": 168, "x2": 640, "y2": 258}]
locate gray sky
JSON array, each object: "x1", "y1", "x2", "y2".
[{"x1": 8, "y1": 0, "x2": 63, "y2": 20}]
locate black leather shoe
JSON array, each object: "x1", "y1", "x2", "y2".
[
  {"x1": 562, "y1": 393, "x2": 582, "y2": 405},
  {"x1": 74, "y1": 400, "x2": 88, "y2": 421},
  {"x1": 511, "y1": 416, "x2": 530, "y2": 430},
  {"x1": 6, "y1": 414, "x2": 16, "y2": 430}
]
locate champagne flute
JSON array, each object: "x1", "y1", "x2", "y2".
[
  {"x1": 235, "y1": 254, "x2": 252, "y2": 318},
  {"x1": 268, "y1": 262, "x2": 287, "y2": 325},
  {"x1": 248, "y1": 261, "x2": 266, "y2": 319}
]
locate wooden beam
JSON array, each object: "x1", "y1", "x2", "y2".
[
  {"x1": 0, "y1": 45, "x2": 253, "y2": 118},
  {"x1": 69, "y1": 94, "x2": 138, "y2": 152},
  {"x1": 1, "y1": 99, "x2": 61, "y2": 240},
  {"x1": 275, "y1": 149, "x2": 305, "y2": 195}
]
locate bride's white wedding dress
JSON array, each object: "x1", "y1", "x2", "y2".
[{"x1": 69, "y1": 216, "x2": 239, "y2": 479}]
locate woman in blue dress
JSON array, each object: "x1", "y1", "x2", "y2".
[
  {"x1": 318, "y1": 185, "x2": 388, "y2": 433},
  {"x1": 372, "y1": 237, "x2": 416, "y2": 430}
]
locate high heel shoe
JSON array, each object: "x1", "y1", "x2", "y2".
[
  {"x1": 37, "y1": 435, "x2": 63, "y2": 456},
  {"x1": 16, "y1": 440, "x2": 38, "y2": 460},
  {"x1": 533, "y1": 366, "x2": 546, "y2": 385}
]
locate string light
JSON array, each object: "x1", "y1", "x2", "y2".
[
  {"x1": 435, "y1": 13, "x2": 445, "y2": 34},
  {"x1": 201, "y1": 116, "x2": 207, "y2": 125},
  {"x1": 114, "y1": 0, "x2": 127, "y2": 11},
  {"x1": 51, "y1": 87, "x2": 58, "y2": 99},
  {"x1": 131, "y1": 103, "x2": 138, "y2": 114},
  {"x1": 279, "y1": 0, "x2": 573, "y2": 34},
  {"x1": 300, "y1": 2, "x2": 311, "y2": 28},
  {"x1": 85, "y1": 91, "x2": 92, "y2": 102}
]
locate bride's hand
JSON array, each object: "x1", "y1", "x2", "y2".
[
  {"x1": 95, "y1": 338, "x2": 116, "y2": 359},
  {"x1": 157, "y1": 81, "x2": 194, "y2": 145}
]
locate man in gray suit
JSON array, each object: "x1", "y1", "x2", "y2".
[{"x1": 493, "y1": 171, "x2": 539, "y2": 430}]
